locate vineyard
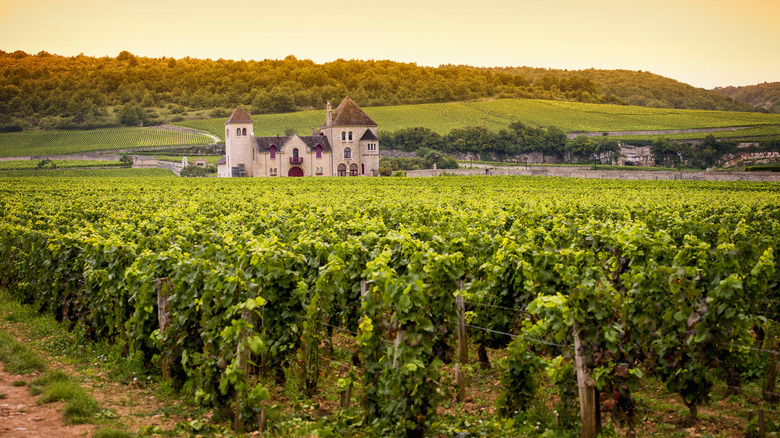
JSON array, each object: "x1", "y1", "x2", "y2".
[
  {"x1": 0, "y1": 127, "x2": 211, "y2": 157},
  {"x1": 0, "y1": 168, "x2": 175, "y2": 177},
  {"x1": 0, "y1": 159, "x2": 124, "y2": 170},
  {"x1": 176, "y1": 98, "x2": 780, "y2": 141},
  {"x1": 0, "y1": 176, "x2": 778, "y2": 437}
]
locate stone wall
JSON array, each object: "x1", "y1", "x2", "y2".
[{"x1": 402, "y1": 167, "x2": 780, "y2": 182}]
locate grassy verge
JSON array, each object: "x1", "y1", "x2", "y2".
[
  {"x1": 0, "y1": 331, "x2": 46, "y2": 374},
  {"x1": 0, "y1": 325, "x2": 100, "y2": 425},
  {"x1": 0, "y1": 160, "x2": 124, "y2": 170},
  {"x1": 0, "y1": 168, "x2": 176, "y2": 177},
  {"x1": 0, "y1": 289, "x2": 193, "y2": 435}
]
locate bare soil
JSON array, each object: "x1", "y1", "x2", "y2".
[{"x1": 0, "y1": 320, "x2": 186, "y2": 437}]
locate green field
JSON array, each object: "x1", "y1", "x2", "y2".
[
  {"x1": 3, "y1": 99, "x2": 779, "y2": 159},
  {"x1": 177, "y1": 98, "x2": 780, "y2": 140},
  {"x1": 0, "y1": 159, "x2": 123, "y2": 170},
  {"x1": 0, "y1": 127, "x2": 211, "y2": 157},
  {"x1": 0, "y1": 168, "x2": 175, "y2": 177}
]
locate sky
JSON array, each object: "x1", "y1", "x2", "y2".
[{"x1": 1, "y1": 0, "x2": 778, "y2": 89}]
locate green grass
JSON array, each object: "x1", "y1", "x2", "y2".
[
  {"x1": 30, "y1": 371, "x2": 99, "y2": 424},
  {"x1": 0, "y1": 159, "x2": 123, "y2": 170},
  {"x1": 0, "y1": 331, "x2": 46, "y2": 374},
  {"x1": 0, "y1": 127, "x2": 211, "y2": 157},
  {"x1": 176, "y1": 98, "x2": 780, "y2": 140},
  {"x1": 3, "y1": 99, "x2": 779, "y2": 158},
  {"x1": 0, "y1": 168, "x2": 176, "y2": 177},
  {"x1": 92, "y1": 428, "x2": 135, "y2": 438}
]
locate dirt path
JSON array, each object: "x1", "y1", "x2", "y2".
[
  {"x1": 0, "y1": 367, "x2": 92, "y2": 437},
  {"x1": 0, "y1": 322, "x2": 186, "y2": 437}
]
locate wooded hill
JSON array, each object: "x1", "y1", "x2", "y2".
[
  {"x1": 714, "y1": 82, "x2": 780, "y2": 113},
  {"x1": 0, "y1": 49, "x2": 757, "y2": 132}
]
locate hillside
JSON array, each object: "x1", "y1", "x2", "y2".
[
  {"x1": 0, "y1": 50, "x2": 756, "y2": 133},
  {"x1": 178, "y1": 98, "x2": 780, "y2": 140},
  {"x1": 713, "y1": 82, "x2": 780, "y2": 113}
]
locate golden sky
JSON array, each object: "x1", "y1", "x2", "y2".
[{"x1": 1, "y1": 0, "x2": 778, "y2": 89}]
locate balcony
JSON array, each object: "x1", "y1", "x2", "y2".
[{"x1": 290, "y1": 157, "x2": 303, "y2": 165}]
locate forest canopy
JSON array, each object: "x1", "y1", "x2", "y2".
[{"x1": 0, "y1": 50, "x2": 757, "y2": 132}]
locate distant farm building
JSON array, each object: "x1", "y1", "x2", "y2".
[{"x1": 217, "y1": 96, "x2": 380, "y2": 177}]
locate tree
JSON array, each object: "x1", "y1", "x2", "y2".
[
  {"x1": 597, "y1": 137, "x2": 621, "y2": 164},
  {"x1": 116, "y1": 104, "x2": 146, "y2": 126},
  {"x1": 651, "y1": 138, "x2": 682, "y2": 167},
  {"x1": 443, "y1": 125, "x2": 493, "y2": 153},
  {"x1": 567, "y1": 135, "x2": 596, "y2": 161},
  {"x1": 391, "y1": 127, "x2": 443, "y2": 152}
]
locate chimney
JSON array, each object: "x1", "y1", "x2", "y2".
[{"x1": 326, "y1": 101, "x2": 332, "y2": 126}]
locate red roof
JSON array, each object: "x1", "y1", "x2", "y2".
[{"x1": 226, "y1": 106, "x2": 252, "y2": 124}]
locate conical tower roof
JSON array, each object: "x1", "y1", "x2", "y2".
[
  {"x1": 331, "y1": 96, "x2": 376, "y2": 126},
  {"x1": 226, "y1": 106, "x2": 252, "y2": 124}
]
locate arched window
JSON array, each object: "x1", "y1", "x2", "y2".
[
  {"x1": 341, "y1": 131, "x2": 346, "y2": 141},
  {"x1": 344, "y1": 147, "x2": 351, "y2": 159},
  {"x1": 237, "y1": 128, "x2": 241, "y2": 136},
  {"x1": 337, "y1": 163, "x2": 346, "y2": 176},
  {"x1": 315, "y1": 145, "x2": 322, "y2": 158},
  {"x1": 361, "y1": 163, "x2": 365, "y2": 174},
  {"x1": 348, "y1": 131, "x2": 353, "y2": 141},
  {"x1": 293, "y1": 148, "x2": 299, "y2": 158},
  {"x1": 269, "y1": 145, "x2": 277, "y2": 159},
  {"x1": 242, "y1": 128, "x2": 247, "y2": 136},
  {"x1": 349, "y1": 163, "x2": 358, "y2": 176}
]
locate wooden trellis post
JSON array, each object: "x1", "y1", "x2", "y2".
[
  {"x1": 573, "y1": 322, "x2": 599, "y2": 438},
  {"x1": 156, "y1": 278, "x2": 172, "y2": 381},
  {"x1": 234, "y1": 308, "x2": 253, "y2": 431},
  {"x1": 455, "y1": 280, "x2": 468, "y2": 401}
]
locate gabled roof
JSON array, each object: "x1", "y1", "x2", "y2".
[
  {"x1": 331, "y1": 96, "x2": 376, "y2": 126},
  {"x1": 299, "y1": 135, "x2": 332, "y2": 152},
  {"x1": 254, "y1": 135, "x2": 332, "y2": 153},
  {"x1": 360, "y1": 129, "x2": 378, "y2": 141},
  {"x1": 254, "y1": 136, "x2": 291, "y2": 152},
  {"x1": 226, "y1": 106, "x2": 252, "y2": 124}
]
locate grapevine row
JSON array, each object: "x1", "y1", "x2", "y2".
[{"x1": 0, "y1": 176, "x2": 777, "y2": 435}]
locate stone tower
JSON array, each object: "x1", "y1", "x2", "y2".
[{"x1": 224, "y1": 106, "x2": 254, "y2": 177}]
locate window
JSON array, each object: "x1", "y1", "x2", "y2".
[
  {"x1": 349, "y1": 163, "x2": 358, "y2": 176},
  {"x1": 237, "y1": 128, "x2": 241, "y2": 136},
  {"x1": 344, "y1": 147, "x2": 351, "y2": 159},
  {"x1": 269, "y1": 145, "x2": 276, "y2": 159},
  {"x1": 242, "y1": 128, "x2": 247, "y2": 136},
  {"x1": 315, "y1": 145, "x2": 322, "y2": 158},
  {"x1": 293, "y1": 148, "x2": 299, "y2": 158},
  {"x1": 341, "y1": 131, "x2": 346, "y2": 141},
  {"x1": 362, "y1": 163, "x2": 365, "y2": 174},
  {"x1": 337, "y1": 163, "x2": 346, "y2": 176},
  {"x1": 348, "y1": 131, "x2": 353, "y2": 141}
]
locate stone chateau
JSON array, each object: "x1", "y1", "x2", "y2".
[{"x1": 216, "y1": 97, "x2": 379, "y2": 177}]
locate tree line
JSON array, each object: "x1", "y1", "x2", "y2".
[
  {"x1": 379, "y1": 124, "x2": 625, "y2": 171},
  {"x1": 380, "y1": 124, "x2": 619, "y2": 160},
  {"x1": 0, "y1": 50, "x2": 756, "y2": 132},
  {"x1": 652, "y1": 135, "x2": 780, "y2": 169},
  {"x1": 381, "y1": 127, "x2": 780, "y2": 171}
]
